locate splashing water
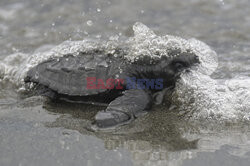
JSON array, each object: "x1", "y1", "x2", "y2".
[
  {"x1": 125, "y1": 22, "x2": 218, "y2": 75},
  {"x1": 172, "y1": 73, "x2": 250, "y2": 120},
  {"x1": 0, "y1": 22, "x2": 249, "y2": 121}
]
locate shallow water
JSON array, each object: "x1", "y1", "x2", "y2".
[{"x1": 0, "y1": 0, "x2": 250, "y2": 166}]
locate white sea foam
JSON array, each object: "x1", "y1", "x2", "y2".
[
  {"x1": 172, "y1": 72, "x2": 250, "y2": 120},
  {"x1": 125, "y1": 22, "x2": 218, "y2": 75}
]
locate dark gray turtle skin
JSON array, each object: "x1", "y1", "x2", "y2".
[{"x1": 25, "y1": 49, "x2": 199, "y2": 129}]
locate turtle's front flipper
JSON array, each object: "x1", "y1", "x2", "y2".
[{"x1": 94, "y1": 89, "x2": 152, "y2": 129}]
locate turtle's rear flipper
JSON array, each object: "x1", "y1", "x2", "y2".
[{"x1": 94, "y1": 89, "x2": 152, "y2": 129}]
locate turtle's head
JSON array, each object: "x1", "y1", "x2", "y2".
[
  {"x1": 127, "y1": 51, "x2": 199, "y2": 90},
  {"x1": 168, "y1": 52, "x2": 199, "y2": 74},
  {"x1": 157, "y1": 51, "x2": 199, "y2": 88}
]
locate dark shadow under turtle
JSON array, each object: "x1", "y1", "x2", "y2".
[{"x1": 24, "y1": 48, "x2": 199, "y2": 130}]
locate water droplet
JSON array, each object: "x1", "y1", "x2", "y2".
[
  {"x1": 52, "y1": 22, "x2": 55, "y2": 26},
  {"x1": 109, "y1": 20, "x2": 113, "y2": 23},
  {"x1": 86, "y1": 20, "x2": 93, "y2": 26},
  {"x1": 141, "y1": 10, "x2": 144, "y2": 14},
  {"x1": 97, "y1": 8, "x2": 101, "y2": 12}
]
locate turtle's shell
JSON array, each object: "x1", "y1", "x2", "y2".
[{"x1": 25, "y1": 52, "x2": 124, "y2": 96}]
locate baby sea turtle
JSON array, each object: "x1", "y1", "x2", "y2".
[{"x1": 25, "y1": 48, "x2": 199, "y2": 129}]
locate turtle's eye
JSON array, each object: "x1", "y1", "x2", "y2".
[
  {"x1": 174, "y1": 62, "x2": 184, "y2": 69},
  {"x1": 172, "y1": 61, "x2": 187, "y2": 72}
]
